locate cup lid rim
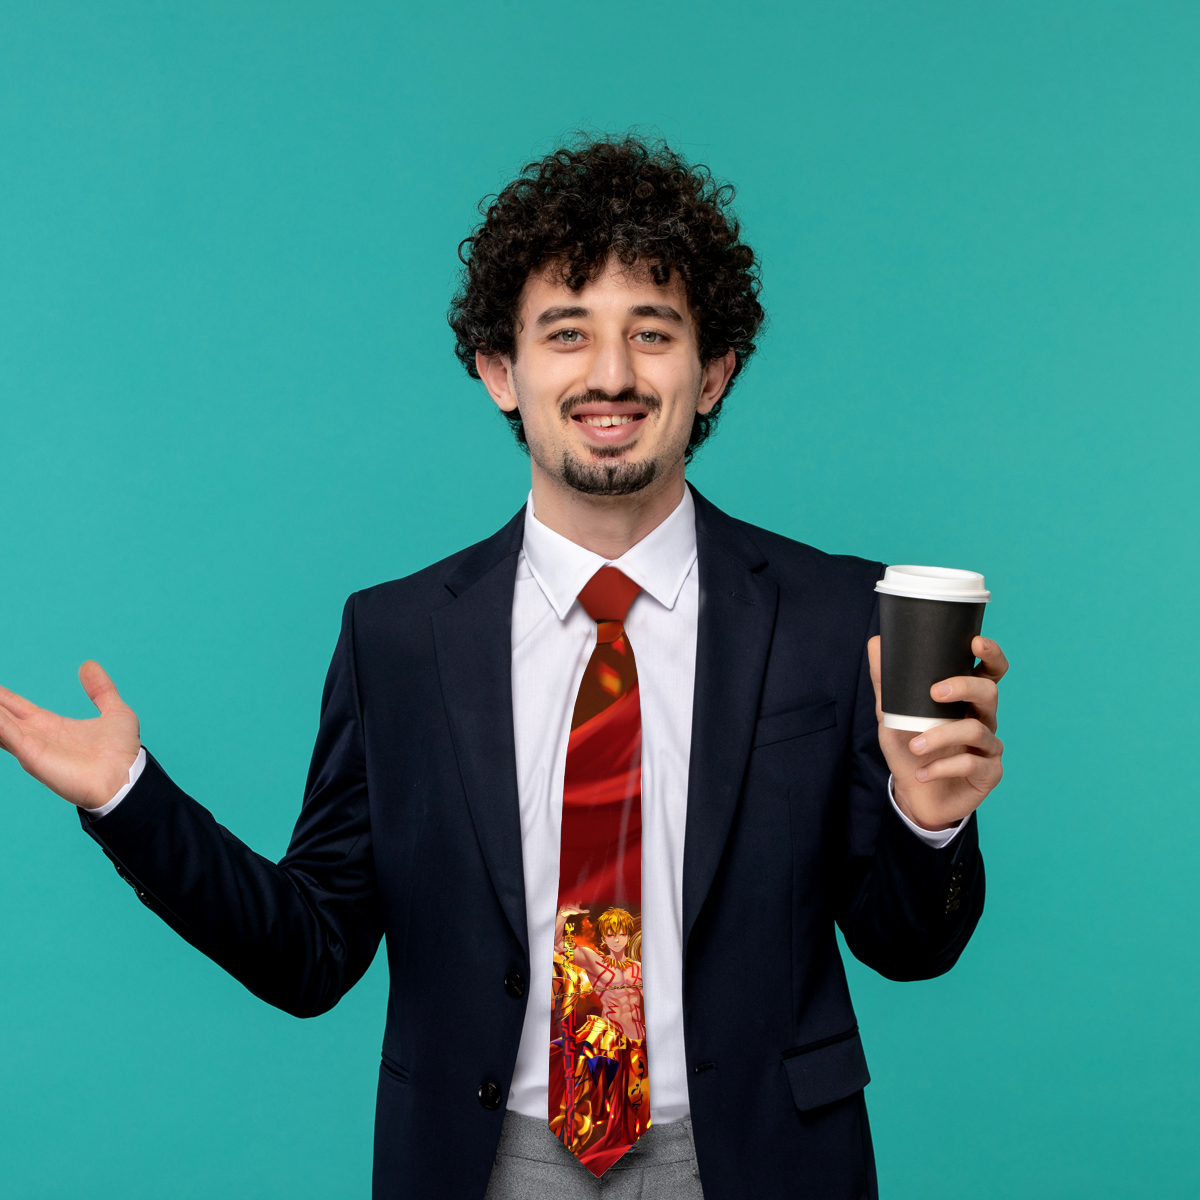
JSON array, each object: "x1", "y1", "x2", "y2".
[{"x1": 874, "y1": 564, "x2": 991, "y2": 602}]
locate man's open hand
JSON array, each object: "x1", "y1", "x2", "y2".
[
  {"x1": 867, "y1": 635, "x2": 1008, "y2": 832},
  {"x1": 0, "y1": 662, "x2": 141, "y2": 810}
]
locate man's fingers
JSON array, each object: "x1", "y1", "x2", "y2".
[
  {"x1": 909, "y1": 718, "x2": 1001, "y2": 759},
  {"x1": 972, "y1": 637, "x2": 1008, "y2": 682},
  {"x1": 928, "y1": 675, "x2": 998, "y2": 725},
  {"x1": 929, "y1": 675, "x2": 997, "y2": 707},
  {"x1": 78, "y1": 661, "x2": 125, "y2": 715},
  {"x1": 0, "y1": 704, "x2": 27, "y2": 756},
  {"x1": 0, "y1": 684, "x2": 39, "y2": 721},
  {"x1": 914, "y1": 750, "x2": 1003, "y2": 788}
]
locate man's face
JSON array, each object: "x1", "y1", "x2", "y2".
[{"x1": 479, "y1": 258, "x2": 731, "y2": 497}]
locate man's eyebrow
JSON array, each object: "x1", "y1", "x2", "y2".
[
  {"x1": 629, "y1": 304, "x2": 684, "y2": 323},
  {"x1": 535, "y1": 305, "x2": 590, "y2": 326}
]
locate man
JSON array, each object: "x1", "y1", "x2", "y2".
[{"x1": 0, "y1": 135, "x2": 1007, "y2": 1199}]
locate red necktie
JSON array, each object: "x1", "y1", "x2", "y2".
[{"x1": 549, "y1": 567, "x2": 650, "y2": 1176}]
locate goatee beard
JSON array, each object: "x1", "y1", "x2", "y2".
[{"x1": 559, "y1": 451, "x2": 660, "y2": 496}]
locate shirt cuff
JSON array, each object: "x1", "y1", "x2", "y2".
[
  {"x1": 88, "y1": 747, "x2": 146, "y2": 820},
  {"x1": 888, "y1": 775, "x2": 967, "y2": 849}
]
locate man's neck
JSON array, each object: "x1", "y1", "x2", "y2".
[{"x1": 529, "y1": 461, "x2": 687, "y2": 559}]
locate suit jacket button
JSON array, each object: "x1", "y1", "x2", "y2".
[
  {"x1": 479, "y1": 1081, "x2": 502, "y2": 1110},
  {"x1": 504, "y1": 971, "x2": 526, "y2": 999}
]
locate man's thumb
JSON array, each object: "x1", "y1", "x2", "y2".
[
  {"x1": 79, "y1": 661, "x2": 124, "y2": 714},
  {"x1": 866, "y1": 635, "x2": 881, "y2": 686}
]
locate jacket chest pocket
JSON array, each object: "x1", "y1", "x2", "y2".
[{"x1": 753, "y1": 700, "x2": 837, "y2": 749}]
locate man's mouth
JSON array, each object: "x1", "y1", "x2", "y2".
[
  {"x1": 577, "y1": 413, "x2": 643, "y2": 428},
  {"x1": 565, "y1": 398, "x2": 653, "y2": 446}
]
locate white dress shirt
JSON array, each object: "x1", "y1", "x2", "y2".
[{"x1": 95, "y1": 487, "x2": 964, "y2": 1126}]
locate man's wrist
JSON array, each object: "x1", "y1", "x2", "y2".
[
  {"x1": 887, "y1": 776, "x2": 967, "y2": 850},
  {"x1": 891, "y1": 781, "x2": 960, "y2": 832},
  {"x1": 87, "y1": 747, "x2": 147, "y2": 820}
]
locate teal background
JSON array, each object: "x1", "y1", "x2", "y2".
[{"x1": 2, "y1": 2, "x2": 1197, "y2": 1196}]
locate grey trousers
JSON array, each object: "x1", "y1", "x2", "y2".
[{"x1": 484, "y1": 1110, "x2": 705, "y2": 1200}]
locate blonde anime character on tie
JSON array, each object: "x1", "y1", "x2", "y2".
[{"x1": 549, "y1": 904, "x2": 650, "y2": 1174}]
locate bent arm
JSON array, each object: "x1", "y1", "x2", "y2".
[
  {"x1": 554, "y1": 905, "x2": 592, "y2": 957},
  {"x1": 81, "y1": 596, "x2": 382, "y2": 1017},
  {"x1": 834, "y1": 599, "x2": 985, "y2": 981}
]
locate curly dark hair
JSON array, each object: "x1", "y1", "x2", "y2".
[{"x1": 448, "y1": 134, "x2": 764, "y2": 459}]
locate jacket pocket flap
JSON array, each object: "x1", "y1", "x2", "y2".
[
  {"x1": 782, "y1": 1029, "x2": 870, "y2": 1112},
  {"x1": 754, "y1": 701, "x2": 837, "y2": 748}
]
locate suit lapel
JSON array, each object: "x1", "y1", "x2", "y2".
[
  {"x1": 431, "y1": 509, "x2": 530, "y2": 958},
  {"x1": 683, "y1": 489, "x2": 779, "y2": 951}
]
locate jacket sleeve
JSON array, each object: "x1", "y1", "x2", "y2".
[
  {"x1": 834, "y1": 592, "x2": 985, "y2": 981},
  {"x1": 79, "y1": 594, "x2": 382, "y2": 1017}
]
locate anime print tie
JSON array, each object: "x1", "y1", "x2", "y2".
[{"x1": 549, "y1": 566, "x2": 650, "y2": 1177}]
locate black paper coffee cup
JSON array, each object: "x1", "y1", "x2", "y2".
[{"x1": 875, "y1": 566, "x2": 990, "y2": 732}]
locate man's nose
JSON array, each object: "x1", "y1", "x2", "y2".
[{"x1": 583, "y1": 334, "x2": 637, "y2": 397}]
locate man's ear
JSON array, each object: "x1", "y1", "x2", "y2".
[
  {"x1": 697, "y1": 348, "x2": 738, "y2": 415},
  {"x1": 476, "y1": 351, "x2": 519, "y2": 413}
]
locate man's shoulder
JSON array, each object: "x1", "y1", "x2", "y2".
[
  {"x1": 740, "y1": 518, "x2": 883, "y2": 589},
  {"x1": 707, "y1": 509, "x2": 884, "y2": 653},
  {"x1": 695, "y1": 492, "x2": 884, "y2": 598},
  {"x1": 346, "y1": 506, "x2": 525, "y2": 625}
]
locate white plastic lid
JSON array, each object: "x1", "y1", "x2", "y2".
[{"x1": 874, "y1": 565, "x2": 990, "y2": 603}]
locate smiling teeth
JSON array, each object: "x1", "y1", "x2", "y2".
[{"x1": 582, "y1": 415, "x2": 637, "y2": 427}]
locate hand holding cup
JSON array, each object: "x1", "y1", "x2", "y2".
[{"x1": 867, "y1": 565, "x2": 1009, "y2": 831}]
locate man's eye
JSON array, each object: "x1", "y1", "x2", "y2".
[
  {"x1": 554, "y1": 329, "x2": 581, "y2": 343},
  {"x1": 636, "y1": 331, "x2": 665, "y2": 343}
]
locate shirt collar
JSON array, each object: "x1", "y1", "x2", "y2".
[{"x1": 521, "y1": 486, "x2": 698, "y2": 621}]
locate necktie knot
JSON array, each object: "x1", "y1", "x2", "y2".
[{"x1": 577, "y1": 566, "x2": 641, "y2": 624}]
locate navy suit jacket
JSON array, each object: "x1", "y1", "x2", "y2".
[{"x1": 82, "y1": 488, "x2": 983, "y2": 1199}]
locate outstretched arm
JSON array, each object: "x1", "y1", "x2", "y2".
[{"x1": 1, "y1": 598, "x2": 382, "y2": 1018}]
